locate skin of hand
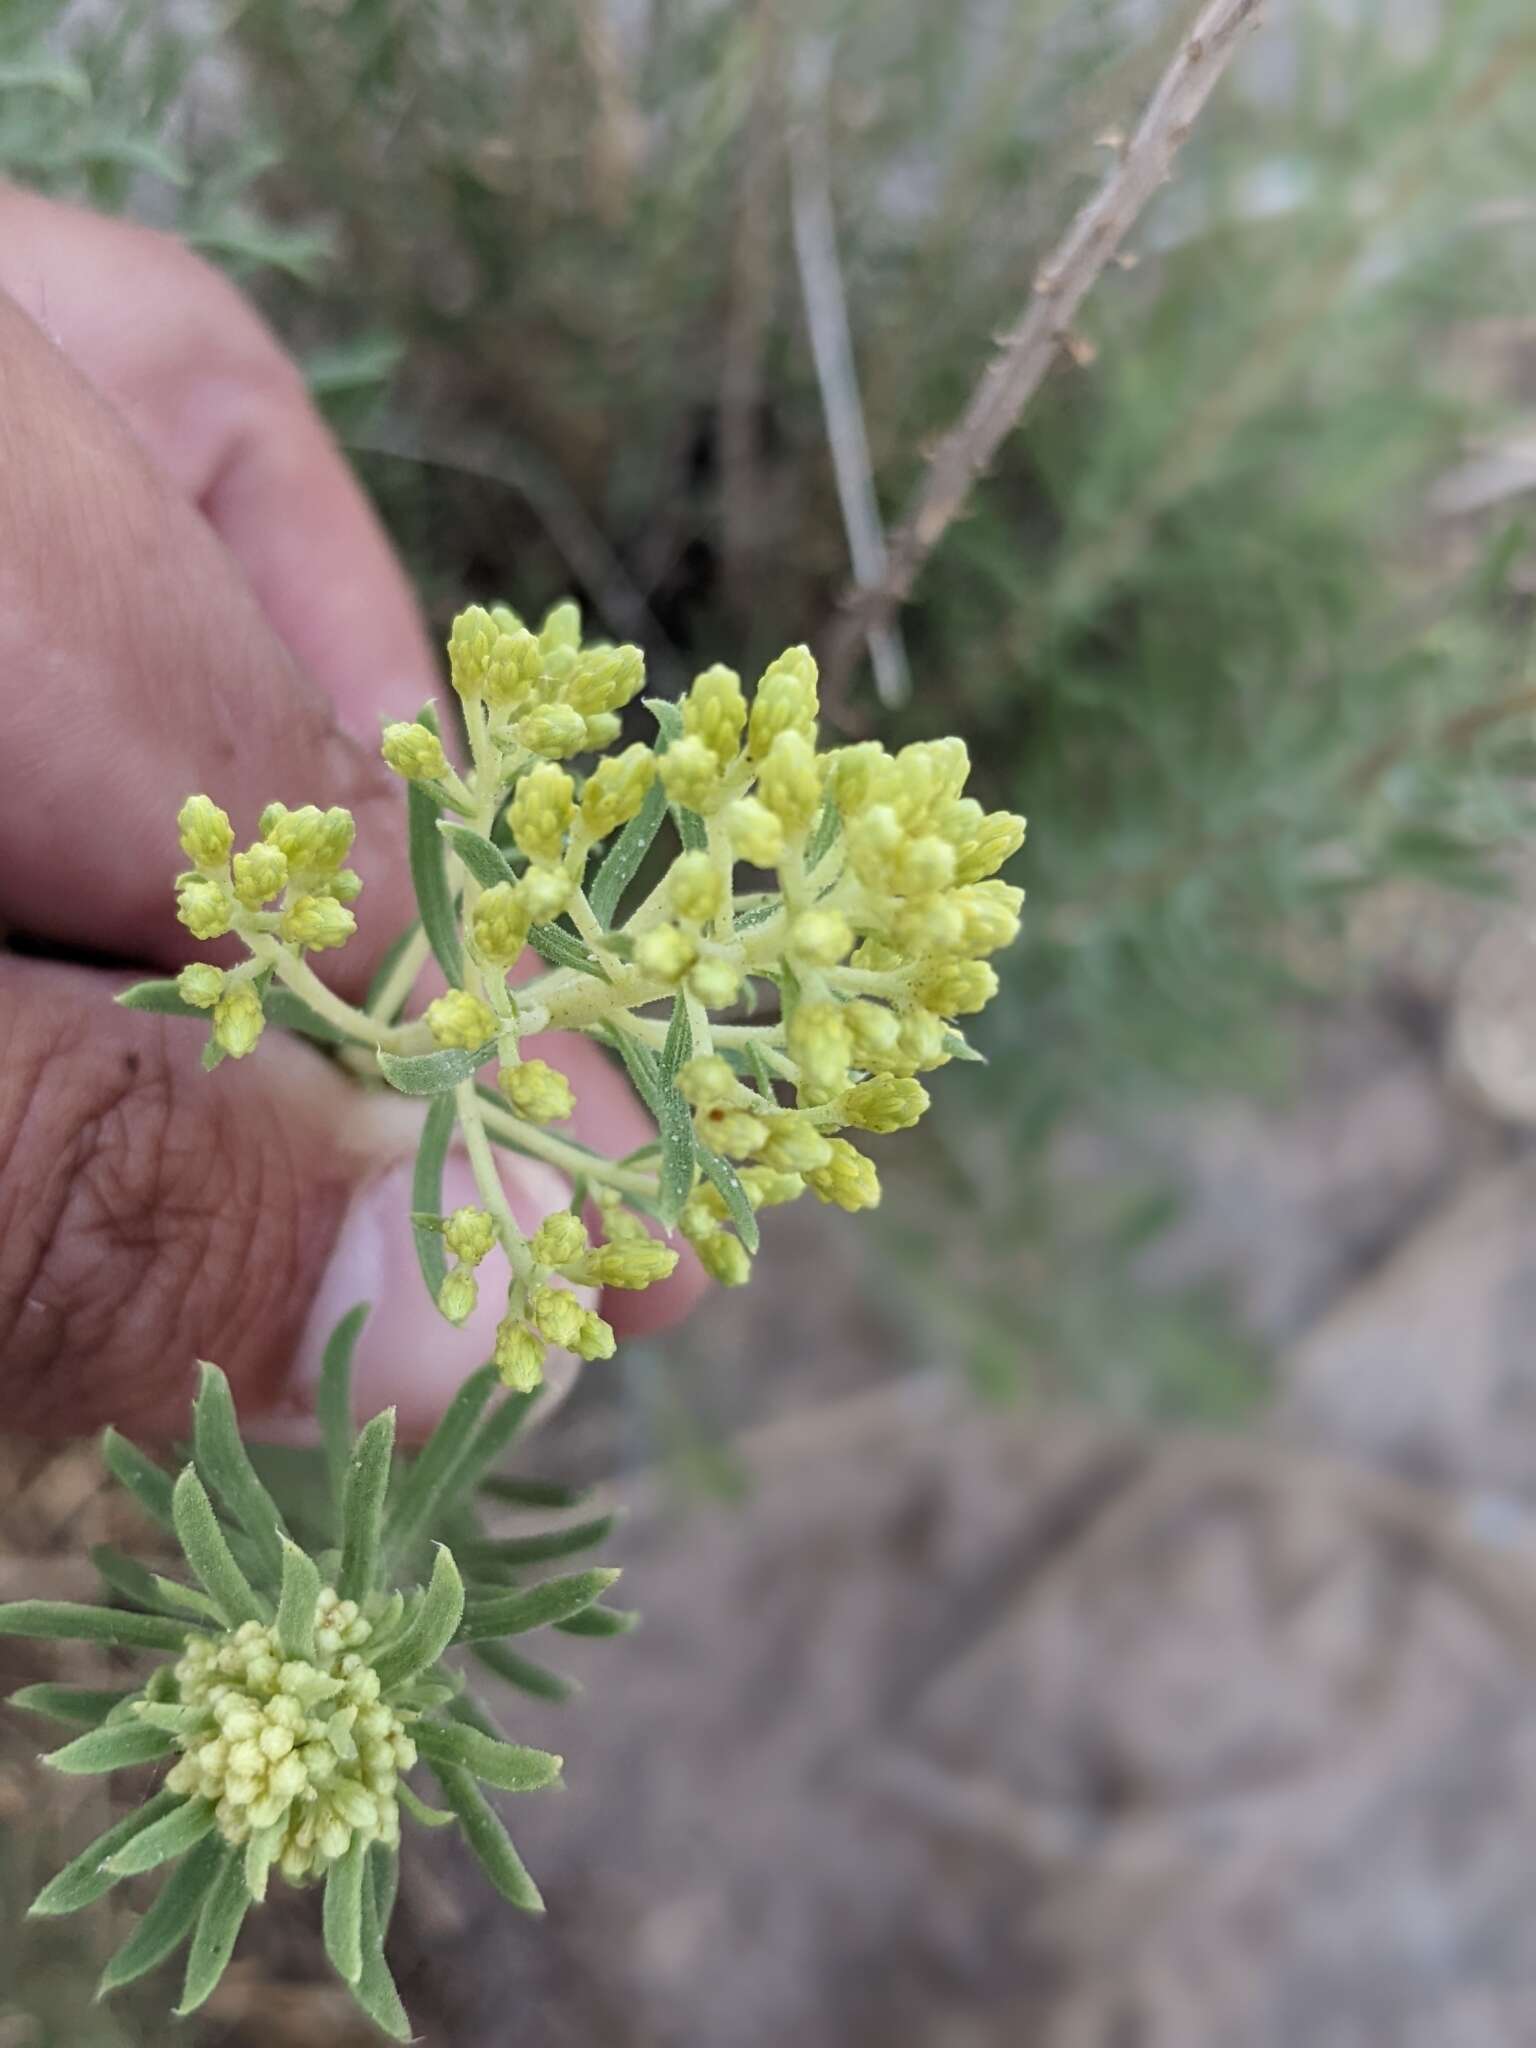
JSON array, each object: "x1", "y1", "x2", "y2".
[{"x1": 0, "y1": 183, "x2": 703, "y2": 1441}]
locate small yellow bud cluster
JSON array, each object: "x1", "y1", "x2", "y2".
[
  {"x1": 159, "y1": 602, "x2": 1023, "y2": 1391},
  {"x1": 162, "y1": 1593, "x2": 415, "y2": 1887},
  {"x1": 171, "y1": 793, "x2": 365, "y2": 1062}
]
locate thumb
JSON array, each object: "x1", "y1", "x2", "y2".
[{"x1": 0, "y1": 958, "x2": 583, "y2": 1440}]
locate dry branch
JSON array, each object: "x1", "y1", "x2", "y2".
[{"x1": 818, "y1": 0, "x2": 1264, "y2": 696}]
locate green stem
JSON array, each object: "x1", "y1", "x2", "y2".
[
  {"x1": 367, "y1": 926, "x2": 433, "y2": 1022},
  {"x1": 251, "y1": 940, "x2": 411, "y2": 1052},
  {"x1": 455, "y1": 1080, "x2": 532, "y2": 1280},
  {"x1": 476, "y1": 1095, "x2": 661, "y2": 1199}
]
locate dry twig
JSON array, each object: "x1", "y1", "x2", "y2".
[{"x1": 817, "y1": 0, "x2": 1265, "y2": 697}]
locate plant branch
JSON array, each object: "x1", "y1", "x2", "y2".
[{"x1": 818, "y1": 0, "x2": 1265, "y2": 696}]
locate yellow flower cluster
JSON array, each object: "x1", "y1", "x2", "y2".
[
  {"x1": 161, "y1": 1593, "x2": 414, "y2": 1887},
  {"x1": 158, "y1": 599, "x2": 1023, "y2": 1397}
]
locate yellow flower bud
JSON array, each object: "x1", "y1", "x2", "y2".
[
  {"x1": 177, "y1": 962, "x2": 226, "y2": 1010},
  {"x1": 282, "y1": 894, "x2": 357, "y2": 953},
  {"x1": 695, "y1": 1232, "x2": 752, "y2": 1287},
  {"x1": 912, "y1": 958, "x2": 999, "y2": 1017},
  {"x1": 724, "y1": 796, "x2": 785, "y2": 868},
  {"x1": 668, "y1": 850, "x2": 724, "y2": 924},
  {"x1": 748, "y1": 656, "x2": 818, "y2": 761},
  {"x1": 231, "y1": 841, "x2": 288, "y2": 910},
  {"x1": 805, "y1": 1137, "x2": 881, "y2": 1211},
  {"x1": 483, "y1": 628, "x2": 542, "y2": 711},
  {"x1": 539, "y1": 600, "x2": 582, "y2": 654},
  {"x1": 582, "y1": 744, "x2": 657, "y2": 839},
  {"x1": 888, "y1": 892, "x2": 968, "y2": 958},
  {"x1": 532, "y1": 1211, "x2": 589, "y2": 1268},
  {"x1": 844, "y1": 1000, "x2": 901, "y2": 1063},
  {"x1": 845, "y1": 805, "x2": 903, "y2": 889},
  {"x1": 518, "y1": 702, "x2": 589, "y2": 759},
  {"x1": 380, "y1": 722, "x2": 449, "y2": 783},
  {"x1": 530, "y1": 1283, "x2": 586, "y2": 1350},
  {"x1": 759, "y1": 1112, "x2": 834, "y2": 1175},
  {"x1": 262, "y1": 804, "x2": 355, "y2": 875},
  {"x1": 581, "y1": 1240, "x2": 679, "y2": 1290},
  {"x1": 687, "y1": 957, "x2": 743, "y2": 1010},
  {"x1": 176, "y1": 874, "x2": 234, "y2": 941},
  {"x1": 444, "y1": 1208, "x2": 498, "y2": 1265},
  {"x1": 737, "y1": 1166, "x2": 805, "y2": 1208},
  {"x1": 471, "y1": 882, "x2": 531, "y2": 968},
  {"x1": 595, "y1": 1188, "x2": 652, "y2": 1242},
  {"x1": 494, "y1": 1317, "x2": 545, "y2": 1392},
  {"x1": 787, "y1": 909, "x2": 852, "y2": 967},
  {"x1": 500, "y1": 1057, "x2": 575, "y2": 1122},
  {"x1": 954, "y1": 881, "x2": 1025, "y2": 955},
  {"x1": 683, "y1": 664, "x2": 747, "y2": 765},
  {"x1": 583, "y1": 712, "x2": 624, "y2": 751},
  {"x1": 634, "y1": 923, "x2": 698, "y2": 985},
  {"x1": 438, "y1": 1268, "x2": 479, "y2": 1326},
  {"x1": 426, "y1": 991, "x2": 497, "y2": 1050},
  {"x1": 659, "y1": 734, "x2": 727, "y2": 815},
  {"x1": 448, "y1": 604, "x2": 498, "y2": 699},
  {"x1": 893, "y1": 1007, "x2": 950, "y2": 1072},
  {"x1": 508, "y1": 763, "x2": 575, "y2": 866},
  {"x1": 574, "y1": 1308, "x2": 617, "y2": 1360},
  {"x1": 678, "y1": 1054, "x2": 738, "y2": 1107},
  {"x1": 178, "y1": 794, "x2": 234, "y2": 871},
  {"x1": 516, "y1": 867, "x2": 572, "y2": 923},
  {"x1": 566, "y1": 644, "x2": 645, "y2": 716},
  {"x1": 755, "y1": 730, "x2": 822, "y2": 839},
  {"x1": 787, "y1": 999, "x2": 851, "y2": 1099},
  {"x1": 695, "y1": 1108, "x2": 768, "y2": 1159},
  {"x1": 212, "y1": 984, "x2": 265, "y2": 1060},
  {"x1": 823, "y1": 742, "x2": 888, "y2": 817},
  {"x1": 841, "y1": 1075, "x2": 930, "y2": 1133}
]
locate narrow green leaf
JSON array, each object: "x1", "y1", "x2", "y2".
[
  {"x1": 413, "y1": 1718, "x2": 562, "y2": 1792},
  {"x1": 384, "y1": 1366, "x2": 498, "y2": 1568},
  {"x1": 97, "y1": 1835, "x2": 224, "y2": 1995},
  {"x1": 805, "y1": 795, "x2": 842, "y2": 872},
  {"x1": 44, "y1": 1720, "x2": 176, "y2": 1777},
  {"x1": 243, "y1": 1820, "x2": 285, "y2": 1904},
  {"x1": 176, "y1": 1848, "x2": 249, "y2": 2016},
  {"x1": 262, "y1": 987, "x2": 350, "y2": 1044},
  {"x1": 453, "y1": 1390, "x2": 539, "y2": 1497},
  {"x1": 29, "y1": 1791, "x2": 180, "y2": 1918},
  {"x1": 90, "y1": 1545, "x2": 217, "y2": 1623},
  {"x1": 941, "y1": 1030, "x2": 987, "y2": 1063},
  {"x1": 318, "y1": 1304, "x2": 369, "y2": 1527},
  {"x1": 458, "y1": 1567, "x2": 621, "y2": 1641},
  {"x1": 276, "y1": 1539, "x2": 322, "y2": 1663},
  {"x1": 338, "y1": 1410, "x2": 396, "y2": 1602},
  {"x1": 407, "y1": 778, "x2": 463, "y2": 984},
  {"x1": 398, "y1": 1781, "x2": 455, "y2": 1828},
  {"x1": 115, "y1": 979, "x2": 201, "y2": 1019},
  {"x1": 0, "y1": 1601, "x2": 192, "y2": 1652},
  {"x1": 429, "y1": 1763, "x2": 544, "y2": 1912},
  {"x1": 103, "y1": 1798, "x2": 215, "y2": 1874},
  {"x1": 193, "y1": 1363, "x2": 288, "y2": 1580},
  {"x1": 656, "y1": 1085, "x2": 696, "y2": 1227},
  {"x1": 172, "y1": 1467, "x2": 265, "y2": 1628},
  {"x1": 462, "y1": 1514, "x2": 616, "y2": 1569},
  {"x1": 605, "y1": 1024, "x2": 664, "y2": 1115},
  {"x1": 349, "y1": 1862, "x2": 411, "y2": 2040},
  {"x1": 439, "y1": 822, "x2": 518, "y2": 889},
  {"x1": 371, "y1": 1843, "x2": 400, "y2": 1938},
  {"x1": 411, "y1": 1092, "x2": 457, "y2": 1311},
  {"x1": 645, "y1": 696, "x2": 708, "y2": 851},
  {"x1": 660, "y1": 991, "x2": 692, "y2": 1085},
  {"x1": 469, "y1": 1640, "x2": 577, "y2": 1703},
  {"x1": 476, "y1": 1474, "x2": 590, "y2": 1511},
  {"x1": 101, "y1": 1429, "x2": 176, "y2": 1532},
  {"x1": 378, "y1": 1040, "x2": 494, "y2": 1095},
  {"x1": 744, "y1": 1041, "x2": 780, "y2": 1099},
  {"x1": 371, "y1": 1545, "x2": 464, "y2": 1692},
  {"x1": 526, "y1": 921, "x2": 608, "y2": 978},
  {"x1": 11, "y1": 1683, "x2": 136, "y2": 1728},
  {"x1": 555, "y1": 1602, "x2": 641, "y2": 1638},
  {"x1": 589, "y1": 776, "x2": 667, "y2": 926},
  {"x1": 201, "y1": 1033, "x2": 228, "y2": 1072},
  {"x1": 364, "y1": 918, "x2": 422, "y2": 1021},
  {"x1": 695, "y1": 1147, "x2": 760, "y2": 1253},
  {"x1": 323, "y1": 1836, "x2": 368, "y2": 1985}
]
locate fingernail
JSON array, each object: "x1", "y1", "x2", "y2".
[{"x1": 296, "y1": 1149, "x2": 586, "y2": 1440}]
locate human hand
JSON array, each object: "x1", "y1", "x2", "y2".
[{"x1": 0, "y1": 185, "x2": 700, "y2": 1440}]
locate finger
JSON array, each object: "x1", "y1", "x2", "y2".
[
  {"x1": 0, "y1": 183, "x2": 438, "y2": 738},
  {"x1": 0, "y1": 289, "x2": 415, "y2": 989},
  {"x1": 0, "y1": 958, "x2": 584, "y2": 1440}
]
